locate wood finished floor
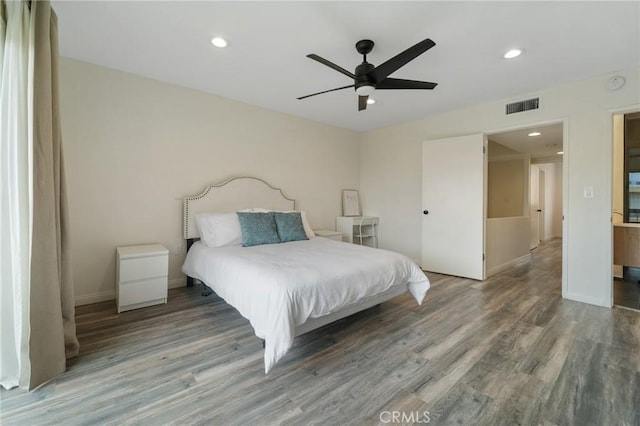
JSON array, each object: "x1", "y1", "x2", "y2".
[
  {"x1": 2, "y1": 239, "x2": 639, "y2": 425},
  {"x1": 614, "y1": 277, "x2": 640, "y2": 311}
]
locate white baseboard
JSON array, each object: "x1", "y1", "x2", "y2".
[
  {"x1": 75, "y1": 290, "x2": 115, "y2": 306},
  {"x1": 75, "y1": 277, "x2": 187, "y2": 306},
  {"x1": 487, "y1": 253, "x2": 532, "y2": 277}
]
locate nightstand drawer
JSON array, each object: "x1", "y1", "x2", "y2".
[
  {"x1": 119, "y1": 255, "x2": 168, "y2": 282},
  {"x1": 119, "y1": 277, "x2": 167, "y2": 306}
]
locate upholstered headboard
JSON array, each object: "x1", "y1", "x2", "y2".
[{"x1": 183, "y1": 176, "x2": 296, "y2": 240}]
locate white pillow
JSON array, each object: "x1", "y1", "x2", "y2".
[
  {"x1": 194, "y1": 213, "x2": 242, "y2": 247},
  {"x1": 250, "y1": 208, "x2": 315, "y2": 239},
  {"x1": 298, "y1": 212, "x2": 315, "y2": 239}
]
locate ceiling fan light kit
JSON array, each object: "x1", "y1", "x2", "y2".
[
  {"x1": 355, "y1": 85, "x2": 375, "y2": 97},
  {"x1": 298, "y1": 37, "x2": 438, "y2": 111}
]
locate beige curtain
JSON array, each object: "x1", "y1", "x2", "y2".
[{"x1": 28, "y1": 0, "x2": 79, "y2": 389}]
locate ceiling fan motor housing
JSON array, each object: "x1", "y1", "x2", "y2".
[
  {"x1": 355, "y1": 39, "x2": 376, "y2": 92},
  {"x1": 355, "y1": 62, "x2": 375, "y2": 90}
]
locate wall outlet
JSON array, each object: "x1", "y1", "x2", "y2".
[
  {"x1": 583, "y1": 186, "x2": 594, "y2": 198},
  {"x1": 172, "y1": 244, "x2": 183, "y2": 255}
]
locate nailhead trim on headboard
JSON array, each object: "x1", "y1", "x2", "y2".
[{"x1": 183, "y1": 176, "x2": 296, "y2": 240}]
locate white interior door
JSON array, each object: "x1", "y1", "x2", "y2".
[
  {"x1": 530, "y1": 165, "x2": 540, "y2": 249},
  {"x1": 422, "y1": 134, "x2": 486, "y2": 280},
  {"x1": 539, "y1": 170, "x2": 545, "y2": 242}
]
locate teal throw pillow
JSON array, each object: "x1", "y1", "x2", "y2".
[
  {"x1": 274, "y1": 212, "x2": 308, "y2": 243},
  {"x1": 236, "y1": 212, "x2": 281, "y2": 247}
]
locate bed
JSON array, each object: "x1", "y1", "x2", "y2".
[{"x1": 181, "y1": 177, "x2": 430, "y2": 373}]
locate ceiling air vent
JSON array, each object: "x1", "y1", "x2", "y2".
[{"x1": 505, "y1": 97, "x2": 539, "y2": 115}]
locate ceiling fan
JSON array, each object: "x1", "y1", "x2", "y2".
[{"x1": 297, "y1": 38, "x2": 438, "y2": 111}]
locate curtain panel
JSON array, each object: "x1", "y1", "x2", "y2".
[
  {"x1": 0, "y1": 0, "x2": 32, "y2": 390},
  {"x1": 1, "y1": 0, "x2": 78, "y2": 390},
  {"x1": 29, "y1": 0, "x2": 79, "y2": 389}
]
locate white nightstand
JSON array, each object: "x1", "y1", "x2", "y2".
[
  {"x1": 314, "y1": 229, "x2": 343, "y2": 242},
  {"x1": 116, "y1": 244, "x2": 169, "y2": 313}
]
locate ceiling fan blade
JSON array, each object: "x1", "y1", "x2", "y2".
[
  {"x1": 297, "y1": 84, "x2": 354, "y2": 100},
  {"x1": 358, "y1": 95, "x2": 368, "y2": 111},
  {"x1": 307, "y1": 54, "x2": 357, "y2": 79},
  {"x1": 376, "y1": 78, "x2": 437, "y2": 90},
  {"x1": 369, "y1": 38, "x2": 436, "y2": 83}
]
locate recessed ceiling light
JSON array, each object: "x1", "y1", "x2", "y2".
[
  {"x1": 211, "y1": 37, "x2": 227, "y2": 48},
  {"x1": 557, "y1": 151, "x2": 564, "y2": 155},
  {"x1": 504, "y1": 49, "x2": 523, "y2": 59},
  {"x1": 528, "y1": 131, "x2": 542, "y2": 137},
  {"x1": 366, "y1": 99, "x2": 376, "y2": 105}
]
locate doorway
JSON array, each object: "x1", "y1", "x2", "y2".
[
  {"x1": 530, "y1": 165, "x2": 547, "y2": 250},
  {"x1": 421, "y1": 122, "x2": 565, "y2": 284},
  {"x1": 486, "y1": 123, "x2": 564, "y2": 276},
  {"x1": 612, "y1": 111, "x2": 640, "y2": 311}
]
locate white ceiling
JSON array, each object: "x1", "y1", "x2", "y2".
[
  {"x1": 489, "y1": 123, "x2": 563, "y2": 160},
  {"x1": 53, "y1": 1, "x2": 640, "y2": 132}
]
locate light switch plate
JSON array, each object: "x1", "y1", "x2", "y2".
[{"x1": 583, "y1": 186, "x2": 594, "y2": 198}]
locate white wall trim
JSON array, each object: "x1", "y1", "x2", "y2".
[
  {"x1": 487, "y1": 253, "x2": 531, "y2": 277},
  {"x1": 560, "y1": 117, "x2": 569, "y2": 303},
  {"x1": 564, "y1": 292, "x2": 611, "y2": 308},
  {"x1": 75, "y1": 290, "x2": 115, "y2": 306},
  {"x1": 608, "y1": 103, "x2": 640, "y2": 115}
]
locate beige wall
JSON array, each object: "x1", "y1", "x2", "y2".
[
  {"x1": 488, "y1": 159, "x2": 525, "y2": 218},
  {"x1": 487, "y1": 140, "x2": 519, "y2": 157},
  {"x1": 60, "y1": 58, "x2": 361, "y2": 305},
  {"x1": 361, "y1": 66, "x2": 640, "y2": 307},
  {"x1": 486, "y1": 217, "x2": 530, "y2": 275},
  {"x1": 60, "y1": 56, "x2": 640, "y2": 309},
  {"x1": 486, "y1": 141, "x2": 529, "y2": 273}
]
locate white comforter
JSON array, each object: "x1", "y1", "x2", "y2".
[{"x1": 182, "y1": 237, "x2": 430, "y2": 373}]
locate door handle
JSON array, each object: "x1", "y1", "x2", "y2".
[
  {"x1": 537, "y1": 209, "x2": 542, "y2": 212},
  {"x1": 423, "y1": 210, "x2": 429, "y2": 215}
]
